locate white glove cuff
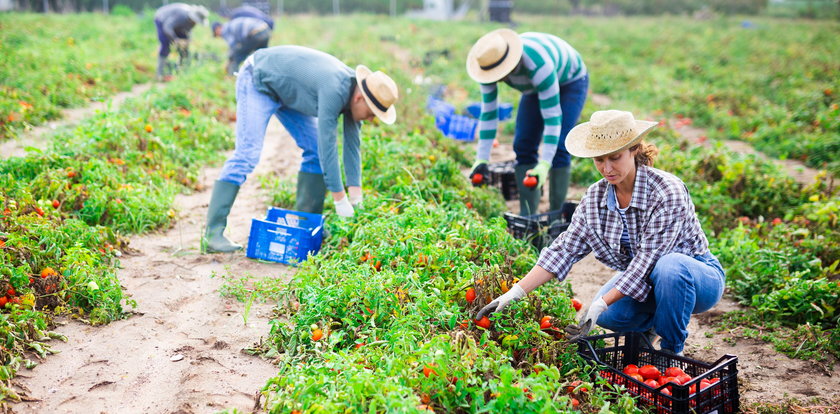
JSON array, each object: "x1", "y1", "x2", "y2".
[
  {"x1": 591, "y1": 297, "x2": 608, "y2": 313},
  {"x1": 335, "y1": 196, "x2": 354, "y2": 217},
  {"x1": 505, "y1": 284, "x2": 526, "y2": 301},
  {"x1": 349, "y1": 194, "x2": 363, "y2": 206}
]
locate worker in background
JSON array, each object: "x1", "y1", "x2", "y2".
[
  {"x1": 466, "y1": 29, "x2": 588, "y2": 216},
  {"x1": 228, "y1": 4, "x2": 275, "y2": 30},
  {"x1": 154, "y1": 3, "x2": 209, "y2": 80},
  {"x1": 204, "y1": 45, "x2": 399, "y2": 253},
  {"x1": 212, "y1": 17, "x2": 272, "y2": 75}
]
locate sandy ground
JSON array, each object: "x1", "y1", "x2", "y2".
[{"x1": 4, "y1": 85, "x2": 837, "y2": 412}]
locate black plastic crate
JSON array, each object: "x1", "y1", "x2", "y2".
[
  {"x1": 488, "y1": 160, "x2": 517, "y2": 200},
  {"x1": 503, "y1": 202, "x2": 577, "y2": 250},
  {"x1": 577, "y1": 332, "x2": 740, "y2": 414}
]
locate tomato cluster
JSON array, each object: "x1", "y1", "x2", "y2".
[{"x1": 616, "y1": 363, "x2": 720, "y2": 396}]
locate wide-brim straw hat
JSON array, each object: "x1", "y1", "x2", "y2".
[
  {"x1": 356, "y1": 65, "x2": 398, "y2": 125},
  {"x1": 189, "y1": 5, "x2": 210, "y2": 26},
  {"x1": 466, "y1": 28, "x2": 523, "y2": 84},
  {"x1": 566, "y1": 110, "x2": 658, "y2": 158}
]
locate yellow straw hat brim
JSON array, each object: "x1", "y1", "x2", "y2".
[
  {"x1": 566, "y1": 120, "x2": 658, "y2": 158},
  {"x1": 466, "y1": 29, "x2": 523, "y2": 84},
  {"x1": 356, "y1": 65, "x2": 397, "y2": 125}
]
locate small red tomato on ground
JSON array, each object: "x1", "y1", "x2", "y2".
[
  {"x1": 465, "y1": 288, "x2": 476, "y2": 303},
  {"x1": 311, "y1": 328, "x2": 323, "y2": 341},
  {"x1": 523, "y1": 175, "x2": 538, "y2": 188},
  {"x1": 571, "y1": 298, "x2": 582, "y2": 312},
  {"x1": 471, "y1": 173, "x2": 483, "y2": 185},
  {"x1": 355, "y1": 342, "x2": 365, "y2": 349},
  {"x1": 144, "y1": 124, "x2": 153, "y2": 133},
  {"x1": 465, "y1": 201, "x2": 473, "y2": 209},
  {"x1": 571, "y1": 398, "x2": 579, "y2": 408},
  {"x1": 41, "y1": 267, "x2": 56, "y2": 278},
  {"x1": 772, "y1": 217, "x2": 782, "y2": 225},
  {"x1": 52, "y1": 200, "x2": 60, "y2": 209},
  {"x1": 7, "y1": 287, "x2": 15, "y2": 296},
  {"x1": 35, "y1": 207, "x2": 44, "y2": 216},
  {"x1": 67, "y1": 170, "x2": 77, "y2": 178},
  {"x1": 475, "y1": 316, "x2": 491, "y2": 329},
  {"x1": 422, "y1": 364, "x2": 437, "y2": 378},
  {"x1": 539, "y1": 315, "x2": 552, "y2": 330},
  {"x1": 638, "y1": 364, "x2": 661, "y2": 380},
  {"x1": 0, "y1": 297, "x2": 6, "y2": 307}
]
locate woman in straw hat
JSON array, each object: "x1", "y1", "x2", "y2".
[
  {"x1": 478, "y1": 110, "x2": 726, "y2": 356},
  {"x1": 204, "y1": 45, "x2": 399, "y2": 253},
  {"x1": 466, "y1": 28, "x2": 588, "y2": 216}
]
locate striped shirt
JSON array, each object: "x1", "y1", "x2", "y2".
[
  {"x1": 536, "y1": 166, "x2": 710, "y2": 302},
  {"x1": 251, "y1": 46, "x2": 361, "y2": 193},
  {"x1": 475, "y1": 32, "x2": 587, "y2": 162}
]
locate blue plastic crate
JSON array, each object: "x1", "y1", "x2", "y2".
[
  {"x1": 445, "y1": 114, "x2": 478, "y2": 141},
  {"x1": 466, "y1": 102, "x2": 513, "y2": 121},
  {"x1": 246, "y1": 207, "x2": 325, "y2": 265}
]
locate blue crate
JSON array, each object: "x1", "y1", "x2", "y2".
[
  {"x1": 246, "y1": 207, "x2": 325, "y2": 265},
  {"x1": 444, "y1": 114, "x2": 478, "y2": 141},
  {"x1": 465, "y1": 102, "x2": 513, "y2": 121}
]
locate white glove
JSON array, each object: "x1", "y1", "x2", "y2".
[
  {"x1": 174, "y1": 38, "x2": 189, "y2": 49},
  {"x1": 349, "y1": 193, "x2": 363, "y2": 206},
  {"x1": 476, "y1": 284, "x2": 526, "y2": 319},
  {"x1": 334, "y1": 196, "x2": 355, "y2": 217},
  {"x1": 565, "y1": 297, "x2": 608, "y2": 340}
]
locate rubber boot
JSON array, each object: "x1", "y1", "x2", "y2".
[
  {"x1": 514, "y1": 163, "x2": 540, "y2": 216},
  {"x1": 204, "y1": 180, "x2": 243, "y2": 253},
  {"x1": 295, "y1": 171, "x2": 327, "y2": 214},
  {"x1": 156, "y1": 55, "x2": 167, "y2": 80},
  {"x1": 549, "y1": 167, "x2": 571, "y2": 212}
]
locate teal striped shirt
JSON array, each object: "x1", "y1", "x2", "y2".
[{"x1": 475, "y1": 32, "x2": 587, "y2": 162}]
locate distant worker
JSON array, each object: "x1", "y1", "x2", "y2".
[
  {"x1": 154, "y1": 3, "x2": 209, "y2": 80},
  {"x1": 466, "y1": 29, "x2": 588, "y2": 216},
  {"x1": 204, "y1": 46, "x2": 399, "y2": 253},
  {"x1": 212, "y1": 17, "x2": 272, "y2": 75},
  {"x1": 228, "y1": 4, "x2": 275, "y2": 30}
]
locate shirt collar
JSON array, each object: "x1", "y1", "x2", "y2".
[{"x1": 600, "y1": 165, "x2": 652, "y2": 211}]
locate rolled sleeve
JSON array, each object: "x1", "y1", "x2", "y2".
[{"x1": 535, "y1": 205, "x2": 592, "y2": 281}]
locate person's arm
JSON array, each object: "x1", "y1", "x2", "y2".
[
  {"x1": 316, "y1": 89, "x2": 349, "y2": 202},
  {"x1": 161, "y1": 15, "x2": 178, "y2": 41},
  {"x1": 342, "y1": 114, "x2": 362, "y2": 199},
  {"x1": 474, "y1": 82, "x2": 499, "y2": 162}
]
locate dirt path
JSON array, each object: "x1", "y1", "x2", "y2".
[
  {"x1": 0, "y1": 82, "x2": 153, "y2": 159},
  {"x1": 13, "y1": 118, "x2": 299, "y2": 413}
]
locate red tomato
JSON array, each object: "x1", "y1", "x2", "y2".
[
  {"x1": 630, "y1": 373, "x2": 644, "y2": 383},
  {"x1": 465, "y1": 288, "x2": 476, "y2": 303},
  {"x1": 523, "y1": 175, "x2": 538, "y2": 188},
  {"x1": 571, "y1": 298, "x2": 583, "y2": 311},
  {"x1": 644, "y1": 379, "x2": 659, "y2": 388},
  {"x1": 623, "y1": 364, "x2": 639, "y2": 376},
  {"x1": 638, "y1": 365, "x2": 661, "y2": 380},
  {"x1": 571, "y1": 398, "x2": 579, "y2": 408},
  {"x1": 465, "y1": 201, "x2": 473, "y2": 209},
  {"x1": 539, "y1": 315, "x2": 552, "y2": 330},
  {"x1": 676, "y1": 373, "x2": 692, "y2": 385},
  {"x1": 422, "y1": 364, "x2": 437, "y2": 378},
  {"x1": 661, "y1": 387, "x2": 672, "y2": 396},
  {"x1": 311, "y1": 328, "x2": 323, "y2": 341},
  {"x1": 0, "y1": 297, "x2": 6, "y2": 307},
  {"x1": 52, "y1": 200, "x2": 60, "y2": 209},
  {"x1": 665, "y1": 367, "x2": 685, "y2": 378},
  {"x1": 471, "y1": 173, "x2": 484, "y2": 185},
  {"x1": 475, "y1": 316, "x2": 491, "y2": 329},
  {"x1": 6, "y1": 287, "x2": 15, "y2": 296}
]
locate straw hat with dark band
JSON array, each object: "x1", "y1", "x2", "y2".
[
  {"x1": 565, "y1": 110, "x2": 658, "y2": 158},
  {"x1": 355, "y1": 65, "x2": 398, "y2": 125},
  {"x1": 466, "y1": 28, "x2": 523, "y2": 84}
]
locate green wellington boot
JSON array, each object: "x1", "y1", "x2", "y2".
[
  {"x1": 549, "y1": 166, "x2": 571, "y2": 212},
  {"x1": 204, "y1": 180, "x2": 243, "y2": 253},
  {"x1": 514, "y1": 163, "x2": 540, "y2": 216},
  {"x1": 295, "y1": 171, "x2": 327, "y2": 214}
]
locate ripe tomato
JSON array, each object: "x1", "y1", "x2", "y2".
[
  {"x1": 422, "y1": 364, "x2": 437, "y2": 377},
  {"x1": 0, "y1": 297, "x2": 6, "y2": 307},
  {"x1": 571, "y1": 298, "x2": 582, "y2": 312},
  {"x1": 523, "y1": 175, "x2": 538, "y2": 188},
  {"x1": 623, "y1": 364, "x2": 639, "y2": 376},
  {"x1": 630, "y1": 373, "x2": 644, "y2": 382},
  {"x1": 471, "y1": 173, "x2": 483, "y2": 185},
  {"x1": 539, "y1": 315, "x2": 552, "y2": 329},
  {"x1": 665, "y1": 367, "x2": 685, "y2": 378},
  {"x1": 311, "y1": 328, "x2": 323, "y2": 341},
  {"x1": 661, "y1": 387, "x2": 672, "y2": 396},
  {"x1": 35, "y1": 207, "x2": 44, "y2": 216},
  {"x1": 465, "y1": 288, "x2": 476, "y2": 304},
  {"x1": 638, "y1": 365, "x2": 661, "y2": 380},
  {"x1": 570, "y1": 398, "x2": 579, "y2": 408},
  {"x1": 644, "y1": 379, "x2": 659, "y2": 388},
  {"x1": 465, "y1": 201, "x2": 473, "y2": 209},
  {"x1": 7, "y1": 287, "x2": 15, "y2": 296},
  {"x1": 52, "y1": 200, "x2": 60, "y2": 209},
  {"x1": 675, "y1": 373, "x2": 692, "y2": 385},
  {"x1": 144, "y1": 124, "x2": 153, "y2": 133},
  {"x1": 475, "y1": 316, "x2": 491, "y2": 329},
  {"x1": 67, "y1": 170, "x2": 77, "y2": 178}
]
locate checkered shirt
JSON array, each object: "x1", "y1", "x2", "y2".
[{"x1": 536, "y1": 166, "x2": 710, "y2": 302}]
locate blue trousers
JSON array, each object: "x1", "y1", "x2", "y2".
[
  {"x1": 513, "y1": 74, "x2": 589, "y2": 168},
  {"x1": 594, "y1": 252, "x2": 726, "y2": 354},
  {"x1": 218, "y1": 63, "x2": 321, "y2": 185}
]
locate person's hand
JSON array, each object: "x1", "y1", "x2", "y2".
[
  {"x1": 525, "y1": 160, "x2": 551, "y2": 189},
  {"x1": 174, "y1": 38, "x2": 189, "y2": 50},
  {"x1": 334, "y1": 196, "x2": 355, "y2": 217},
  {"x1": 564, "y1": 297, "x2": 608, "y2": 341},
  {"x1": 476, "y1": 284, "x2": 526, "y2": 320},
  {"x1": 470, "y1": 159, "x2": 490, "y2": 186},
  {"x1": 348, "y1": 186, "x2": 363, "y2": 206}
]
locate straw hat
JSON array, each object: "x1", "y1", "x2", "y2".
[
  {"x1": 188, "y1": 5, "x2": 209, "y2": 26},
  {"x1": 466, "y1": 28, "x2": 523, "y2": 84},
  {"x1": 356, "y1": 65, "x2": 398, "y2": 125},
  {"x1": 565, "y1": 110, "x2": 657, "y2": 158}
]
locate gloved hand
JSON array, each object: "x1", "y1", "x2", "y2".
[
  {"x1": 564, "y1": 297, "x2": 608, "y2": 341},
  {"x1": 348, "y1": 187, "x2": 363, "y2": 206},
  {"x1": 174, "y1": 38, "x2": 189, "y2": 51},
  {"x1": 476, "y1": 283, "x2": 526, "y2": 320},
  {"x1": 349, "y1": 193, "x2": 363, "y2": 206},
  {"x1": 335, "y1": 196, "x2": 355, "y2": 217},
  {"x1": 526, "y1": 160, "x2": 551, "y2": 189},
  {"x1": 470, "y1": 159, "x2": 490, "y2": 186}
]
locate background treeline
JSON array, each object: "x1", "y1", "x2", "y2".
[{"x1": 6, "y1": 0, "x2": 839, "y2": 19}]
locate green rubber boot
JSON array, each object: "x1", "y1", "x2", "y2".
[
  {"x1": 204, "y1": 180, "x2": 243, "y2": 253},
  {"x1": 295, "y1": 171, "x2": 327, "y2": 214},
  {"x1": 549, "y1": 167, "x2": 571, "y2": 212},
  {"x1": 514, "y1": 163, "x2": 540, "y2": 216}
]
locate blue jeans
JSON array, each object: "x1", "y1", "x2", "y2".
[
  {"x1": 218, "y1": 63, "x2": 322, "y2": 185},
  {"x1": 594, "y1": 252, "x2": 726, "y2": 354},
  {"x1": 513, "y1": 74, "x2": 588, "y2": 168}
]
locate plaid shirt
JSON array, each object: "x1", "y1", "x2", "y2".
[{"x1": 536, "y1": 166, "x2": 709, "y2": 302}]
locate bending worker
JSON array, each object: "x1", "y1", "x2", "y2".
[
  {"x1": 467, "y1": 29, "x2": 588, "y2": 215},
  {"x1": 212, "y1": 17, "x2": 272, "y2": 75},
  {"x1": 228, "y1": 4, "x2": 274, "y2": 29},
  {"x1": 154, "y1": 3, "x2": 209, "y2": 80},
  {"x1": 204, "y1": 45, "x2": 399, "y2": 253},
  {"x1": 478, "y1": 110, "x2": 725, "y2": 356}
]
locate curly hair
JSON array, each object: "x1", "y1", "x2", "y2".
[{"x1": 629, "y1": 141, "x2": 659, "y2": 167}]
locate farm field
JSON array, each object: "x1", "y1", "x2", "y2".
[{"x1": 1, "y1": 11, "x2": 838, "y2": 414}]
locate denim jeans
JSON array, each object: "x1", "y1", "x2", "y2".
[
  {"x1": 593, "y1": 252, "x2": 726, "y2": 354},
  {"x1": 218, "y1": 63, "x2": 321, "y2": 185},
  {"x1": 513, "y1": 74, "x2": 589, "y2": 168}
]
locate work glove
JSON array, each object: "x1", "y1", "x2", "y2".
[
  {"x1": 174, "y1": 38, "x2": 189, "y2": 52},
  {"x1": 349, "y1": 193, "x2": 363, "y2": 206},
  {"x1": 476, "y1": 283, "x2": 526, "y2": 320},
  {"x1": 335, "y1": 196, "x2": 355, "y2": 217},
  {"x1": 348, "y1": 187, "x2": 363, "y2": 206},
  {"x1": 470, "y1": 159, "x2": 490, "y2": 186},
  {"x1": 526, "y1": 160, "x2": 551, "y2": 189},
  {"x1": 564, "y1": 297, "x2": 608, "y2": 341}
]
